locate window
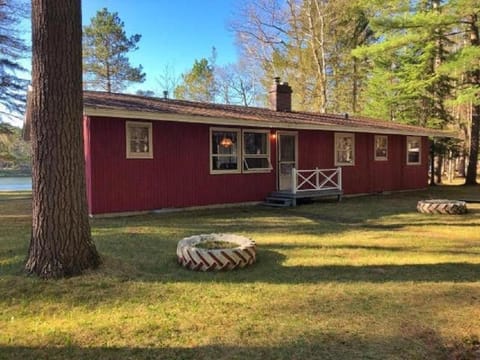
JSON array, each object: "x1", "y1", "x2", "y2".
[
  {"x1": 210, "y1": 128, "x2": 241, "y2": 173},
  {"x1": 406, "y1": 136, "x2": 421, "y2": 165},
  {"x1": 335, "y1": 133, "x2": 355, "y2": 166},
  {"x1": 210, "y1": 128, "x2": 272, "y2": 174},
  {"x1": 126, "y1": 121, "x2": 153, "y2": 159},
  {"x1": 243, "y1": 130, "x2": 271, "y2": 172},
  {"x1": 374, "y1": 135, "x2": 388, "y2": 161}
]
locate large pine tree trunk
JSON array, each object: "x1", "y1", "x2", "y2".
[
  {"x1": 465, "y1": 14, "x2": 479, "y2": 185},
  {"x1": 25, "y1": 0, "x2": 100, "y2": 278}
]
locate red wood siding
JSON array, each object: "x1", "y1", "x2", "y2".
[
  {"x1": 86, "y1": 117, "x2": 276, "y2": 214},
  {"x1": 297, "y1": 131, "x2": 428, "y2": 195},
  {"x1": 85, "y1": 117, "x2": 429, "y2": 214}
]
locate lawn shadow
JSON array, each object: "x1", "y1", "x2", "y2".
[
  {"x1": 2, "y1": 246, "x2": 478, "y2": 311},
  {"x1": 0, "y1": 257, "x2": 24, "y2": 276},
  {"x1": 166, "y1": 248, "x2": 480, "y2": 284},
  {"x1": 0, "y1": 247, "x2": 27, "y2": 276},
  {"x1": 88, "y1": 208, "x2": 480, "y2": 285},
  {"x1": 0, "y1": 327, "x2": 456, "y2": 360}
]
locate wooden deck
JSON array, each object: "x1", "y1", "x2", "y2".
[
  {"x1": 263, "y1": 167, "x2": 343, "y2": 207},
  {"x1": 264, "y1": 188, "x2": 343, "y2": 207}
]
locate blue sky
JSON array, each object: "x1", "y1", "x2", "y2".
[
  {"x1": 82, "y1": 0, "x2": 240, "y2": 93},
  {"x1": 5, "y1": 1, "x2": 240, "y2": 125}
]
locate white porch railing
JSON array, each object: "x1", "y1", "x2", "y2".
[{"x1": 291, "y1": 167, "x2": 342, "y2": 194}]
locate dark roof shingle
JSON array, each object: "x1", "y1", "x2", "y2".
[{"x1": 83, "y1": 91, "x2": 451, "y2": 137}]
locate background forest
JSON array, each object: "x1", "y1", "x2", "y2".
[
  {"x1": 169, "y1": 0, "x2": 480, "y2": 183},
  {"x1": 0, "y1": 124, "x2": 30, "y2": 175}
]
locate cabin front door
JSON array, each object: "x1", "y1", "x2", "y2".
[{"x1": 277, "y1": 132, "x2": 298, "y2": 191}]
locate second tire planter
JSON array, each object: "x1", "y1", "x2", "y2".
[
  {"x1": 417, "y1": 199, "x2": 467, "y2": 215},
  {"x1": 177, "y1": 233, "x2": 256, "y2": 271}
]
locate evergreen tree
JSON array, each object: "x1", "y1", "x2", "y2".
[
  {"x1": 355, "y1": 0, "x2": 479, "y2": 183},
  {"x1": 83, "y1": 8, "x2": 145, "y2": 93},
  {"x1": 174, "y1": 58, "x2": 216, "y2": 102},
  {"x1": 353, "y1": 0, "x2": 452, "y2": 128},
  {"x1": 439, "y1": 0, "x2": 480, "y2": 184},
  {"x1": 0, "y1": 124, "x2": 30, "y2": 167},
  {"x1": 0, "y1": 0, "x2": 28, "y2": 120}
]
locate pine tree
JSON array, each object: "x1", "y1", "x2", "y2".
[
  {"x1": 353, "y1": 0, "x2": 452, "y2": 128},
  {"x1": 354, "y1": 0, "x2": 479, "y2": 183},
  {"x1": 83, "y1": 8, "x2": 145, "y2": 93},
  {"x1": 174, "y1": 58, "x2": 216, "y2": 102},
  {"x1": 439, "y1": 0, "x2": 480, "y2": 184}
]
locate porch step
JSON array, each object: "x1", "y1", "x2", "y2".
[
  {"x1": 262, "y1": 196, "x2": 293, "y2": 207},
  {"x1": 263, "y1": 188, "x2": 343, "y2": 208},
  {"x1": 271, "y1": 188, "x2": 343, "y2": 199}
]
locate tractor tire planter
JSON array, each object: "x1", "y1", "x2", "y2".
[
  {"x1": 177, "y1": 233, "x2": 256, "y2": 271},
  {"x1": 417, "y1": 199, "x2": 467, "y2": 215}
]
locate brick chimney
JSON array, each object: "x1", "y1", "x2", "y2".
[{"x1": 269, "y1": 77, "x2": 292, "y2": 112}]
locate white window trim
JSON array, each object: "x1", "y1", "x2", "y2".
[
  {"x1": 334, "y1": 132, "x2": 355, "y2": 166},
  {"x1": 242, "y1": 129, "x2": 272, "y2": 173},
  {"x1": 126, "y1": 121, "x2": 153, "y2": 159},
  {"x1": 406, "y1": 136, "x2": 422, "y2": 165},
  {"x1": 210, "y1": 127, "x2": 242, "y2": 174},
  {"x1": 374, "y1": 135, "x2": 388, "y2": 161}
]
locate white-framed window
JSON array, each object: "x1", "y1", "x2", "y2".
[
  {"x1": 126, "y1": 121, "x2": 153, "y2": 159},
  {"x1": 406, "y1": 136, "x2": 421, "y2": 165},
  {"x1": 335, "y1": 133, "x2": 355, "y2": 166},
  {"x1": 374, "y1": 135, "x2": 388, "y2": 161},
  {"x1": 210, "y1": 128, "x2": 241, "y2": 173},
  {"x1": 243, "y1": 130, "x2": 271, "y2": 172}
]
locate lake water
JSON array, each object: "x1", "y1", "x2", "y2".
[{"x1": 0, "y1": 177, "x2": 32, "y2": 191}]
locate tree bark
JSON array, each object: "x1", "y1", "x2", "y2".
[
  {"x1": 429, "y1": 140, "x2": 436, "y2": 186},
  {"x1": 466, "y1": 109, "x2": 480, "y2": 184},
  {"x1": 434, "y1": 154, "x2": 443, "y2": 184},
  {"x1": 26, "y1": 0, "x2": 100, "y2": 278},
  {"x1": 456, "y1": 155, "x2": 465, "y2": 177},
  {"x1": 305, "y1": 0, "x2": 328, "y2": 113},
  {"x1": 465, "y1": 14, "x2": 479, "y2": 185}
]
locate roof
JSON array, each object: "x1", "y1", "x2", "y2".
[{"x1": 84, "y1": 91, "x2": 453, "y2": 137}]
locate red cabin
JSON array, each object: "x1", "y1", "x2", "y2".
[{"x1": 82, "y1": 80, "x2": 444, "y2": 215}]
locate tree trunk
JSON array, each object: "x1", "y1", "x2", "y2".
[
  {"x1": 457, "y1": 153, "x2": 466, "y2": 177},
  {"x1": 106, "y1": 61, "x2": 111, "y2": 93},
  {"x1": 352, "y1": 58, "x2": 358, "y2": 114},
  {"x1": 429, "y1": 140, "x2": 436, "y2": 186},
  {"x1": 466, "y1": 108, "x2": 480, "y2": 184},
  {"x1": 465, "y1": 14, "x2": 479, "y2": 185},
  {"x1": 26, "y1": 0, "x2": 100, "y2": 278},
  {"x1": 434, "y1": 154, "x2": 443, "y2": 184},
  {"x1": 308, "y1": 0, "x2": 328, "y2": 113},
  {"x1": 447, "y1": 151, "x2": 454, "y2": 183}
]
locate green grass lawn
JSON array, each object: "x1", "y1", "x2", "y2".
[{"x1": 1, "y1": 186, "x2": 479, "y2": 359}]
